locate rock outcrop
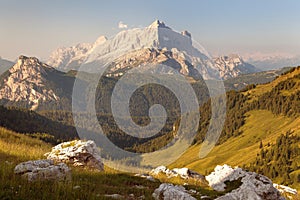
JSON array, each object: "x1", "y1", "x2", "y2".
[
  {"x1": 152, "y1": 183, "x2": 196, "y2": 200},
  {"x1": 14, "y1": 159, "x2": 71, "y2": 181},
  {"x1": 150, "y1": 166, "x2": 205, "y2": 181},
  {"x1": 45, "y1": 140, "x2": 104, "y2": 171},
  {"x1": 206, "y1": 164, "x2": 285, "y2": 200}
]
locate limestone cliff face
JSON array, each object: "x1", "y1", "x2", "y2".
[
  {"x1": 47, "y1": 20, "x2": 259, "y2": 80},
  {"x1": 213, "y1": 54, "x2": 260, "y2": 80},
  {"x1": 0, "y1": 56, "x2": 60, "y2": 110}
]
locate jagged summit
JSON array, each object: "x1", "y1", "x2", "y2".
[
  {"x1": 13, "y1": 55, "x2": 53, "y2": 75},
  {"x1": 148, "y1": 20, "x2": 170, "y2": 29},
  {"x1": 213, "y1": 54, "x2": 260, "y2": 79},
  {"x1": 47, "y1": 35, "x2": 107, "y2": 71},
  {"x1": 47, "y1": 20, "x2": 257, "y2": 80},
  {"x1": 0, "y1": 55, "x2": 72, "y2": 110},
  {"x1": 94, "y1": 36, "x2": 108, "y2": 47},
  {"x1": 83, "y1": 20, "x2": 212, "y2": 76}
]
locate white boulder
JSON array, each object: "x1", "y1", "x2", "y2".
[
  {"x1": 45, "y1": 140, "x2": 104, "y2": 171},
  {"x1": 14, "y1": 159, "x2": 71, "y2": 181},
  {"x1": 134, "y1": 173, "x2": 156, "y2": 182},
  {"x1": 205, "y1": 164, "x2": 245, "y2": 191},
  {"x1": 152, "y1": 183, "x2": 196, "y2": 200},
  {"x1": 150, "y1": 166, "x2": 205, "y2": 180},
  {"x1": 206, "y1": 164, "x2": 285, "y2": 200}
]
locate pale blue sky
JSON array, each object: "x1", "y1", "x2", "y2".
[{"x1": 0, "y1": 0, "x2": 299, "y2": 60}]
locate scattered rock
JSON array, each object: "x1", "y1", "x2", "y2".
[
  {"x1": 150, "y1": 166, "x2": 205, "y2": 181},
  {"x1": 104, "y1": 194, "x2": 124, "y2": 199},
  {"x1": 5, "y1": 160, "x2": 13, "y2": 165},
  {"x1": 14, "y1": 159, "x2": 71, "y2": 181},
  {"x1": 200, "y1": 196, "x2": 211, "y2": 199},
  {"x1": 73, "y1": 185, "x2": 81, "y2": 190},
  {"x1": 273, "y1": 183, "x2": 297, "y2": 196},
  {"x1": 135, "y1": 173, "x2": 156, "y2": 182},
  {"x1": 152, "y1": 183, "x2": 196, "y2": 200},
  {"x1": 45, "y1": 140, "x2": 104, "y2": 171},
  {"x1": 206, "y1": 164, "x2": 285, "y2": 200},
  {"x1": 134, "y1": 185, "x2": 147, "y2": 189},
  {"x1": 137, "y1": 195, "x2": 145, "y2": 199},
  {"x1": 129, "y1": 193, "x2": 134, "y2": 198}
]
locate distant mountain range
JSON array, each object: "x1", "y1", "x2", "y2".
[
  {"x1": 46, "y1": 20, "x2": 260, "y2": 80},
  {"x1": 224, "y1": 67, "x2": 291, "y2": 91},
  {"x1": 47, "y1": 36, "x2": 107, "y2": 71},
  {"x1": 0, "y1": 20, "x2": 297, "y2": 113},
  {"x1": 245, "y1": 55, "x2": 300, "y2": 70}
]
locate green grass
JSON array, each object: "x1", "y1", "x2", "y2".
[
  {"x1": 1, "y1": 108, "x2": 299, "y2": 199},
  {"x1": 0, "y1": 127, "x2": 224, "y2": 199},
  {"x1": 244, "y1": 67, "x2": 300, "y2": 102},
  {"x1": 0, "y1": 127, "x2": 161, "y2": 199},
  {"x1": 170, "y1": 110, "x2": 300, "y2": 188}
]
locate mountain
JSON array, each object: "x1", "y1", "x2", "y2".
[
  {"x1": 0, "y1": 105, "x2": 77, "y2": 143},
  {"x1": 48, "y1": 20, "x2": 258, "y2": 80},
  {"x1": 245, "y1": 54, "x2": 300, "y2": 70},
  {"x1": 0, "y1": 57, "x2": 14, "y2": 74},
  {"x1": 0, "y1": 55, "x2": 75, "y2": 110},
  {"x1": 47, "y1": 36, "x2": 107, "y2": 71},
  {"x1": 224, "y1": 67, "x2": 291, "y2": 91},
  {"x1": 213, "y1": 54, "x2": 260, "y2": 80},
  {"x1": 170, "y1": 66, "x2": 300, "y2": 190}
]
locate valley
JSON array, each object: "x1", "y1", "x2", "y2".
[{"x1": 0, "y1": 19, "x2": 299, "y2": 199}]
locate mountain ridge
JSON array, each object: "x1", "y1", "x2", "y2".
[
  {"x1": 47, "y1": 20, "x2": 259, "y2": 80},
  {"x1": 0, "y1": 55, "x2": 75, "y2": 110}
]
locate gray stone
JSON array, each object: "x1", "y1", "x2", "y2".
[
  {"x1": 14, "y1": 159, "x2": 71, "y2": 181},
  {"x1": 206, "y1": 164, "x2": 285, "y2": 200},
  {"x1": 152, "y1": 183, "x2": 196, "y2": 200},
  {"x1": 45, "y1": 140, "x2": 104, "y2": 171}
]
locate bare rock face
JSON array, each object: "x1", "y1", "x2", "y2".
[
  {"x1": 152, "y1": 183, "x2": 196, "y2": 200},
  {"x1": 45, "y1": 140, "x2": 104, "y2": 171},
  {"x1": 47, "y1": 36, "x2": 107, "y2": 71},
  {"x1": 213, "y1": 54, "x2": 260, "y2": 80},
  {"x1": 14, "y1": 159, "x2": 71, "y2": 181},
  {"x1": 206, "y1": 164, "x2": 285, "y2": 200},
  {"x1": 0, "y1": 55, "x2": 59, "y2": 110}
]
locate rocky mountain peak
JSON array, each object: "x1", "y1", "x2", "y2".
[
  {"x1": 0, "y1": 55, "x2": 59, "y2": 110},
  {"x1": 47, "y1": 35, "x2": 107, "y2": 71},
  {"x1": 181, "y1": 30, "x2": 191, "y2": 38},
  {"x1": 148, "y1": 20, "x2": 170, "y2": 29},
  {"x1": 94, "y1": 35, "x2": 107, "y2": 46},
  {"x1": 213, "y1": 54, "x2": 260, "y2": 79}
]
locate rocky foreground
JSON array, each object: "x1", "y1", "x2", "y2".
[{"x1": 14, "y1": 140, "x2": 297, "y2": 199}]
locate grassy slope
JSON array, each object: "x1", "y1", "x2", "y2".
[
  {"x1": 170, "y1": 110, "x2": 300, "y2": 189},
  {"x1": 0, "y1": 127, "x2": 225, "y2": 199},
  {"x1": 0, "y1": 128, "x2": 161, "y2": 199},
  {"x1": 244, "y1": 67, "x2": 300, "y2": 102}
]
